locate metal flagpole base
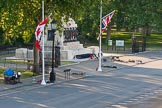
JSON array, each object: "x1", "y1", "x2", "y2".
[
  {"x1": 97, "y1": 66, "x2": 102, "y2": 72},
  {"x1": 41, "y1": 79, "x2": 46, "y2": 85}
]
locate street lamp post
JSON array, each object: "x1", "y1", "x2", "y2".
[{"x1": 49, "y1": 20, "x2": 57, "y2": 83}]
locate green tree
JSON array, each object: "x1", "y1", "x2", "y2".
[
  {"x1": 0, "y1": 0, "x2": 99, "y2": 73},
  {"x1": 115, "y1": 0, "x2": 162, "y2": 36},
  {"x1": 1, "y1": 0, "x2": 162, "y2": 72}
]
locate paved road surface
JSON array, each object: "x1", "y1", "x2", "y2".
[{"x1": 0, "y1": 51, "x2": 162, "y2": 108}]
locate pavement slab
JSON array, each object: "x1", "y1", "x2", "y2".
[{"x1": 0, "y1": 51, "x2": 162, "y2": 108}]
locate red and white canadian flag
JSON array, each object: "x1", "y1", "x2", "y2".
[{"x1": 35, "y1": 17, "x2": 49, "y2": 51}]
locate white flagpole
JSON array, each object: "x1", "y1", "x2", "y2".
[
  {"x1": 97, "y1": 0, "x2": 102, "y2": 72},
  {"x1": 41, "y1": 0, "x2": 46, "y2": 85}
]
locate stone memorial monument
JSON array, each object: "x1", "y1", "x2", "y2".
[{"x1": 15, "y1": 18, "x2": 99, "y2": 61}]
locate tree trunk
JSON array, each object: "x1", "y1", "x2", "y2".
[
  {"x1": 142, "y1": 26, "x2": 151, "y2": 37},
  {"x1": 142, "y1": 27, "x2": 147, "y2": 51},
  {"x1": 33, "y1": 45, "x2": 40, "y2": 74},
  {"x1": 142, "y1": 27, "x2": 146, "y2": 37},
  {"x1": 106, "y1": 25, "x2": 112, "y2": 42}
]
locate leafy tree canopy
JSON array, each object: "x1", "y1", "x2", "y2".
[{"x1": 0, "y1": 0, "x2": 162, "y2": 45}]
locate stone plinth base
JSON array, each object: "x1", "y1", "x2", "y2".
[
  {"x1": 87, "y1": 46, "x2": 99, "y2": 57},
  {"x1": 61, "y1": 48, "x2": 92, "y2": 60},
  {"x1": 14, "y1": 42, "x2": 99, "y2": 61}
]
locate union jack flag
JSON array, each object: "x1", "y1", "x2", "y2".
[
  {"x1": 102, "y1": 10, "x2": 115, "y2": 33},
  {"x1": 97, "y1": 10, "x2": 115, "y2": 40}
]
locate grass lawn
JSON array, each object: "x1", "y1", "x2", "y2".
[
  {"x1": 0, "y1": 67, "x2": 34, "y2": 82},
  {"x1": 101, "y1": 32, "x2": 162, "y2": 50},
  {"x1": 147, "y1": 33, "x2": 162, "y2": 48},
  {"x1": 0, "y1": 57, "x2": 76, "y2": 83}
]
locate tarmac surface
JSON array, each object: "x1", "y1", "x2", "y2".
[{"x1": 0, "y1": 51, "x2": 162, "y2": 108}]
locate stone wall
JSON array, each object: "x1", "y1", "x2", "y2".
[{"x1": 15, "y1": 42, "x2": 99, "y2": 61}]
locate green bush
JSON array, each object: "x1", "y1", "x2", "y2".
[
  {"x1": 0, "y1": 68, "x2": 6, "y2": 77},
  {"x1": 21, "y1": 71, "x2": 34, "y2": 79}
]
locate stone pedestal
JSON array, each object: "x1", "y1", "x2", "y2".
[
  {"x1": 15, "y1": 48, "x2": 27, "y2": 59},
  {"x1": 60, "y1": 41, "x2": 93, "y2": 60},
  {"x1": 15, "y1": 17, "x2": 100, "y2": 61},
  {"x1": 15, "y1": 42, "x2": 99, "y2": 61},
  {"x1": 87, "y1": 46, "x2": 99, "y2": 57}
]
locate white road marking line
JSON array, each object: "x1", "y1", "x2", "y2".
[
  {"x1": 124, "y1": 100, "x2": 133, "y2": 103},
  {"x1": 136, "y1": 96, "x2": 144, "y2": 99},
  {"x1": 129, "y1": 98, "x2": 138, "y2": 101},
  {"x1": 118, "y1": 102, "x2": 127, "y2": 105},
  {"x1": 111, "y1": 105, "x2": 128, "y2": 108}
]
